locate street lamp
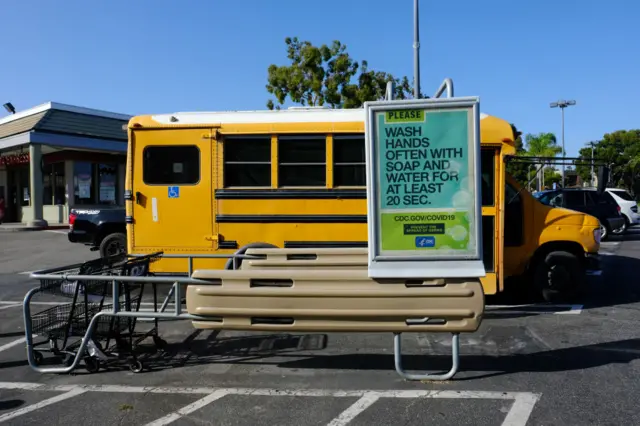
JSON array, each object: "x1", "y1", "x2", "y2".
[
  {"x1": 3, "y1": 102, "x2": 15, "y2": 114},
  {"x1": 550, "y1": 99, "x2": 576, "y2": 188}
]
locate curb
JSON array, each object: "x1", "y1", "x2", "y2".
[{"x1": 0, "y1": 225, "x2": 68, "y2": 233}]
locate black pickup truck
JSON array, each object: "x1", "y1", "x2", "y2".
[{"x1": 68, "y1": 207, "x2": 127, "y2": 257}]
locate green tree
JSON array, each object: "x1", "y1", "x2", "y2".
[
  {"x1": 576, "y1": 130, "x2": 640, "y2": 194},
  {"x1": 524, "y1": 132, "x2": 562, "y2": 191},
  {"x1": 576, "y1": 142, "x2": 598, "y2": 185},
  {"x1": 505, "y1": 123, "x2": 533, "y2": 188},
  {"x1": 266, "y1": 37, "x2": 424, "y2": 110}
]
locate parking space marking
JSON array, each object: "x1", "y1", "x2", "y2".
[
  {"x1": 144, "y1": 389, "x2": 230, "y2": 426},
  {"x1": 0, "y1": 388, "x2": 86, "y2": 423},
  {"x1": 487, "y1": 304, "x2": 583, "y2": 315},
  {"x1": 0, "y1": 304, "x2": 21, "y2": 310},
  {"x1": 501, "y1": 392, "x2": 541, "y2": 426},
  {"x1": 326, "y1": 393, "x2": 379, "y2": 426},
  {"x1": 0, "y1": 382, "x2": 540, "y2": 426},
  {"x1": 0, "y1": 337, "x2": 26, "y2": 353}
]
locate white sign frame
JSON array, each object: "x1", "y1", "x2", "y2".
[{"x1": 364, "y1": 97, "x2": 485, "y2": 279}]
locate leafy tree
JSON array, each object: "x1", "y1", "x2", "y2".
[
  {"x1": 575, "y1": 142, "x2": 598, "y2": 185},
  {"x1": 576, "y1": 130, "x2": 640, "y2": 195},
  {"x1": 505, "y1": 123, "x2": 534, "y2": 188},
  {"x1": 266, "y1": 37, "x2": 425, "y2": 110},
  {"x1": 523, "y1": 132, "x2": 562, "y2": 191}
]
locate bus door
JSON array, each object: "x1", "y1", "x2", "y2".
[
  {"x1": 131, "y1": 128, "x2": 215, "y2": 251},
  {"x1": 481, "y1": 148, "x2": 499, "y2": 294}
]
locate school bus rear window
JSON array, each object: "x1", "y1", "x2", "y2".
[
  {"x1": 223, "y1": 136, "x2": 271, "y2": 187},
  {"x1": 334, "y1": 134, "x2": 366, "y2": 187},
  {"x1": 278, "y1": 135, "x2": 326, "y2": 187},
  {"x1": 143, "y1": 145, "x2": 200, "y2": 185}
]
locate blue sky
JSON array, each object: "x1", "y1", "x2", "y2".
[{"x1": 1, "y1": 0, "x2": 638, "y2": 156}]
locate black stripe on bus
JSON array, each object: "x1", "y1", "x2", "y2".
[
  {"x1": 284, "y1": 241, "x2": 368, "y2": 249},
  {"x1": 214, "y1": 189, "x2": 366, "y2": 200},
  {"x1": 216, "y1": 215, "x2": 367, "y2": 223},
  {"x1": 219, "y1": 240, "x2": 239, "y2": 249}
]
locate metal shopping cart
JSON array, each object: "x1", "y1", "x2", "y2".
[{"x1": 28, "y1": 252, "x2": 165, "y2": 373}]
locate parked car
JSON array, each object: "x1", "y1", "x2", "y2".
[
  {"x1": 68, "y1": 207, "x2": 126, "y2": 257},
  {"x1": 605, "y1": 188, "x2": 639, "y2": 234},
  {"x1": 533, "y1": 188, "x2": 625, "y2": 241}
]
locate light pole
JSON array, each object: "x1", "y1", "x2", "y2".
[
  {"x1": 590, "y1": 142, "x2": 595, "y2": 187},
  {"x1": 550, "y1": 99, "x2": 576, "y2": 188}
]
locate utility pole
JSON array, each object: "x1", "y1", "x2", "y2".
[
  {"x1": 550, "y1": 99, "x2": 576, "y2": 188},
  {"x1": 590, "y1": 142, "x2": 595, "y2": 187},
  {"x1": 413, "y1": 0, "x2": 420, "y2": 99}
]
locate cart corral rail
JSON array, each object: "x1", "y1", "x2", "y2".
[{"x1": 24, "y1": 249, "x2": 486, "y2": 381}]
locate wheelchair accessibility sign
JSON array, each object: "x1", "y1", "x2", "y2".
[{"x1": 168, "y1": 186, "x2": 180, "y2": 199}]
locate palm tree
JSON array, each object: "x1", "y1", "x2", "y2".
[{"x1": 525, "y1": 132, "x2": 562, "y2": 191}]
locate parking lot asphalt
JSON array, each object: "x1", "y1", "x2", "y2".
[{"x1": 0, "y1": 230, "x2": 639, "y2": 425}]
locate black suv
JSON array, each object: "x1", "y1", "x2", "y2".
[{"x1": 534, "y1": 188, "x2": 625, "y2": 241}]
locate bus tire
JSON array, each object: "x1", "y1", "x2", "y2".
[
  {"x1": 224, "y1": 242, "x2": 278, "y2": 270},
  {"x1": 534, "y1": 250, "x2": 584, "y2": 302}
]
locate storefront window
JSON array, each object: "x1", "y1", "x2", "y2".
[
  {"x1": 74, "y1": 162, "x2": 95, "y2": 205},
  {"x1": 74, "y1": 161, "x2": 119, "y2": 205},
  {"x1": 98, "y1": 164, "x2": 117, "y2": 205},
  {"x1": 42, "y1": 162, "x2": 65, "y2": 205}
]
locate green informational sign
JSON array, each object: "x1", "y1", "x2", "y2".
[{"x1": 365, "y1": 97, "x2": 484, "y2": 278}]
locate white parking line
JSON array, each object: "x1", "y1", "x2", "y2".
[
  {"x1": 502, "y1": 392, "x2": 541, "y2": 426},
  {"x1": 0, "y1": 337, "x2": 26, "y2": 354},
  {"x1": 326, "y1": 393, "x2": 379, "y2": 426},
  {"x1": 487, "y1": 304, "x2": 583, "y2": 315},
  {"x1": 0, "y1": 304, "x2": 21, "y2": 310},
  {"x1": 0, "y1": 382, "x2": 540, "y2": 426},
  {"x1": 0, "y1": 388, "x2": 86, "y2": 423},
  {"x1": 144, "y1": 389, "x2": 229, "y2": 426}
]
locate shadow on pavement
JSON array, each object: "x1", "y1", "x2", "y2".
[
  {"x1": 483, "y1": 251, "x2": 640, "y2": 318},
  {"x1": 93, "y1": 335, "x2": 640, "y2": 381},
  {"x1": 269, "y1": 338, "x2": 640, "y2": 380},
  {"x1": 0, "y1": 400, "x2": 24, "y2": 411}
]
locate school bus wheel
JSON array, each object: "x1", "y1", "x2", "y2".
[{"x1": 533, "y1": 250, "x2": 585, "y2": 302}]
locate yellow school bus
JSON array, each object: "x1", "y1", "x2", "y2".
[{"x1": 125, "y1": 107, "x2": 601, "y2": 301}]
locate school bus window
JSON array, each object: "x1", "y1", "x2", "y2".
[
  {"x1": 504, "y1": 182, "x2": 524, "y2": 247},
  {"x1": 334, "y1": 134, "x2": 366, "y2": 187},
  {"x1": 480, "y1": 150, "x2": 495, "y2": 207},
  {"x1": 143, "y1": 145, "x2": 200, "y2": 185},
  {"x1": 223, "y1": 136, "x2": 271, "y2": 187},
  {"x1": 278, "y1": 135, "x2": 326, "y2": 187},
  {"x1": 482, "y1": 216, "x2": 495, "y2": 272}
]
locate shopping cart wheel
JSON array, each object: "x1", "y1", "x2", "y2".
[
  {"x1": 129, "y1": 360, "x2": 144, "y2": 373},
  {"x1": 33, "y1": 351, "x2": 44, "y2": 366},
  {"x1": 84, "y1": 357, "x2": 100, "y2": 373}
]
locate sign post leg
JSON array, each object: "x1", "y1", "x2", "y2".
[{"x1": 393, "y1": 332, "x2": 460, "y2": 381}]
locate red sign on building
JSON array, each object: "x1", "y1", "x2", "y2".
[{"x1": 0, "y1": 153, "x2": 30, "y2": 166}]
